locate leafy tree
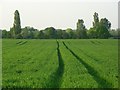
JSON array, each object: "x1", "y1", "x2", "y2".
[
  {"x1": 44, "y1": 27, "x2": 56, "y2": 39},
  {"x1": 12, "y1": 10, "x2": 21, "y2": 38},
  {"x1": 99, "y1": 18, "x2": 111, "y2": 30},
  {"x1": 109, "y1": 29, "x2": 120, "y2": 38},
  {"x1": 29, "y1": 31, "x2": 34, "y2": 39},
  {"x1": 29, "y1": 27, "x2": 39, "y2": 39},
  {"x1": 88, "y1": 12, "x2": 111, "y2": 39},
  {"x1": 62, "y1": 30, "x2": 69, "y2": 39},
  {"x1": 21, "y1": 27, "x2": 29, "y2": 39},
  {"x1": 15, "y1": 34, "x2": 23, "y2": 39},
  {"x1": 10, "y1": 27, "x2": 14, "y2": 38},
  {"x1": 7, "y1": 31, "x2": 12, "y2": 38},
  {"x1": 96, "y1": 18, "x2": 111, "y2": 38},
  {"x1": 2, "y1": 30, "x2": 8, "y2": 38},
  {"x1": 87, "y1": 28, "x2": 97, "y2": 38},
  {"x1": 76, "y1": 19, "x2": 87, "y2": 38},
  {"x1": 2, "y1": 30, "x2": 12, "y2": 38},
  {"x1": 72, "y1": 30, "x2": 77, "y2": 39},
  {"x1": 56, "y1": 29, "x2": 63, "y2": 39},
  {"x1": 21, "y1": 27, "x2": 31, "y2": 39},
  {"x1": 21, "y1": 26, "x2": 39, "y2": 39},
  {"x1": 37, "y1": 30, "x2": 44, "y2": 39},
  {"x1": 66, "y1": 28, "x2": 74, "y2": 38},
  {"x1": 33, "y1": 30, "x2": 39, "y2": 39}
]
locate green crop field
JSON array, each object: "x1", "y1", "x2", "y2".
[{"x1": 2, "y1": 39, "x2": 118, "y2": 88}]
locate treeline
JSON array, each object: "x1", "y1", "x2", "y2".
[{"x1": 2, "y1": 10, "x2": 120, "y2": 39}]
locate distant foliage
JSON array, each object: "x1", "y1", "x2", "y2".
[
  {"x1": 44, "y1": 27, "x2": 57, "y2": 39},
  {"x1": 109, "y1": 29, "x2": 120, "y2": 39},
  {"x1": 2, "y1": 10, "x2": 118, "y2": 39},
  {"x1": 21, "y1": 26, "x2": 38, "y2": 39}
]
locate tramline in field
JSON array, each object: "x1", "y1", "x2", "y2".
[{"x1": 2, "y1": 39, "x2": 118, "y2": 88}]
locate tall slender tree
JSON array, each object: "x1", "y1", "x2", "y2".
[
  {"x1": 13, "y1": 10, "x2": 21, "y2": 38},
  {"x1": 76, "y1": 19, "x2": 87, "y2": 38},
  {"x1": 93, "y1": 12, "x2": 99, "y2": 28}
]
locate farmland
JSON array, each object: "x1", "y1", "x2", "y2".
[{"x1": 2, "y1": 39, "x2": 118, "y2": 88}]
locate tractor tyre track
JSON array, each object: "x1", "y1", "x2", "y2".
[
  {"x1": 62, "y1": 41, "x2": 112, "y2": 88},
  {"x1": 43, "y1": 40, "x2": 64, "y2": 88}
]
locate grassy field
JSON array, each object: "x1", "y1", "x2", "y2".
[{"x1": 2, "y1": 39, "x2": 118, "y2": 88}]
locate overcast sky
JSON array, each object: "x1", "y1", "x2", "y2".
[{"x1": 0, "y1": 0, "x2": 119, "y2": 30}]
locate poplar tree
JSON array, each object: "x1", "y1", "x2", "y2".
[
  {"x1": 93, "y1": 12, "x2": 99, "y2": 28},
  {"x1": 76, "y1": 19, "x2": 87, "y2": 38},
  {"x1": 13, "y1": 10, "x2": 21, "y2": 38}
]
